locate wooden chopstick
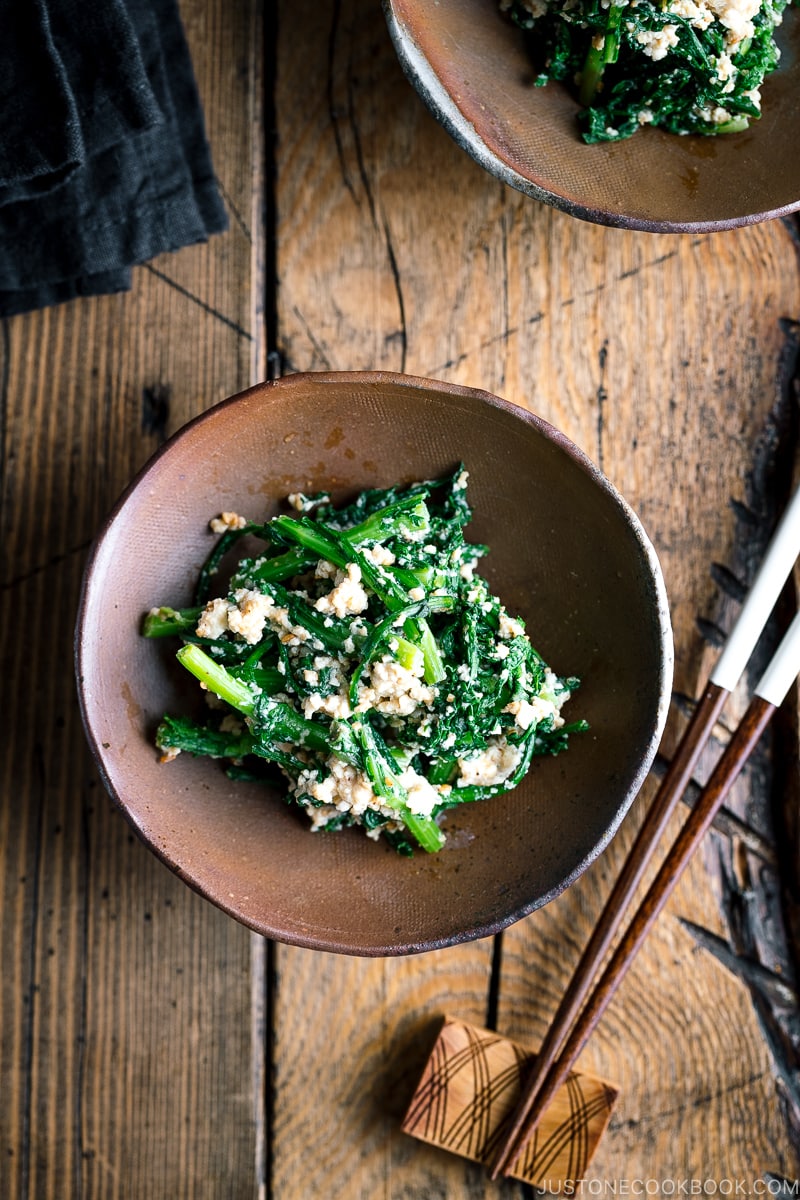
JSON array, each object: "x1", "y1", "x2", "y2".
[
  {"x1": 488, "y1": 680, "x2": 726, "y2": 1178},
  {"x1": 490, "y1": 486, "x2": 800, "y2": 1180},
  {"x1": 494, "y1": 610, "x2": 800, "y2": 1178}
]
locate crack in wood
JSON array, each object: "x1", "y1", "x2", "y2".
[
  {"x1": 426, "y1": 242, "x2": 707, "y2": 378},
  {"x1": 143, "y1": 265, "x2": 254, "y2": 342},
  {"x1": 695, "y1": 615, "x2": 727, "y2": 649},
  {"x1": 382, "y1": 213, "x2": 407, "y2": 374},
  {"x1": 141, "y1": 383, "x2": 171, "y2": 442},
  {"x1": 679, "y1": 918, "x2": 798, "y2": 1008},
  {"x1": 215, "y1": 175, "x2": 253, "y2": 244},
  {"x1": 709, "y1": 561, "x2": 748, "y2": 604},
  {"x1": 486, "y1": 931, "x2": 504, "y2": 1034},
  {"x1": 429, "y1": 312, "x2": 545, "y2": 376},
  {"x1": 288, "y1": 306, "x2": 332, "y2": 371},
  {"x1": 596, "y1": 339, "x2": 609, "y2": 473},
  {"x1": 608, "y1": 1065, "x2": 772, "y2": 1131},
  {"x1": 327, "y1": 0, "x2": 359, "y2": 212},
  {"x1": 0, "y1": 540, "x2": 92, "y2": 593},
  {"x1": 348, "y1": 58, "x2": 377, "y2": 229}
]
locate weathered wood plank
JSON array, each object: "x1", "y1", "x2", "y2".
[
  {"x1": 274, "y1": 0, "x2": 800, "y2": 1191},
  {"x1": 0, "y1": 2, "x2": 264, "y2": 1196}
]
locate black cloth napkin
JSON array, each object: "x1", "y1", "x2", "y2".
[{"x1": 0, "y1": 0, "x2": 228, "y2": 317}]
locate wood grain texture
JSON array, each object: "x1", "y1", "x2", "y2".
[
  {"x1": 0, "y1": 2, "x2": 264, "y2": 1197},
  {"x1": 274, "y1": 0, "x2": 800, "y2": 1192}
]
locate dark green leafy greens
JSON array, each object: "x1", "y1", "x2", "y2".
[
  {"x1": 502, "y1": 0, "x2": 792, "y2": 142},
  {"x1": 143, "y1": 468, "x2": 586, "y2": 855}
]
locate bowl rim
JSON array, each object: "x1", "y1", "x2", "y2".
[
  {"x1": 382, "y1": 0, "x2": 800, "y2": 234},
  {"x1": 75, "y1": 370, "x2": 674, "y2": 954}
]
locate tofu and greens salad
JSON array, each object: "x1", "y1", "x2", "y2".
[
  {"x1": 501, "y1": 0, "x2": 791, "y2": 142},
  {"x1": 143, "y1": 468, "x2": 585, "y2": 855}
]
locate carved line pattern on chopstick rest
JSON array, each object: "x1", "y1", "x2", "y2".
[{"x1": 402, "y1": 1017, "x2": 619, "y2": 1187}]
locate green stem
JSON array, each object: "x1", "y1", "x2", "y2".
[
  {"x1": 579, "y1": 42, "x2": 606, "y2": 106},
  {"x1": 246, "y1": 495, "x2": 430, "y2": 587},
  {"x1": 156, "y1": 714, "x2": 255, "y2": 759},
  {"x1": 392, "y1": 635, "x2": 424, "y2": 673},
  {"x1": 355, "y1": 719, "x2": 445, "y2": 853},
  {"x1": 143, "y1": 605, "x2": 204, "y2": 638},
  {"x1": 405, "y1": 617, "x2": 446, "y2": 684},
  {"x1": 715, "y1": 115, "x2": 750, "y2": 134},
  {"x1": 176, "y1": 644, "x2": 256, "y2": 715},
  {"x1": 578, "y1": 6, "x2": 623, "y2": 106}
]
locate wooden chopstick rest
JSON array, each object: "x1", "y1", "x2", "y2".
[{"x1": 402, "y1": 1016, "x2": 618, "y2": 1188}]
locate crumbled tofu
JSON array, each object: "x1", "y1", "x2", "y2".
[
  {"x1": 298, "y1": 758, "x2": 381, "y2": 817},
  {"x1": 197, "y1": 588, "x2": 313, "y2": 647},
  {"x1": 227, "y1": 590, "x2": 275, "y2": 644},
  {"x1": 209, "y1": 511, "x2": 247, "y2": 533},
  {"x1": 504, "y1": 696, "x2": 562, "y2": 731},
  {"x1": 361, "y1": 543, "x2": 396, "y2": 566},
  {"x1": 287, "y1": 492, "x2": 330, "y2": 513},
  {"x1": 314, "y1": 563, "x2": 369, "y2": 618},
  {"x1": 710, "y1": 51, "x2": 737, "y2": 89},
  {"x1": 635, "y1": 25, "x2": 680, "y2": 60},
  {"x1": 466, "y1": 585, "x2": 485, "y2": 604},
  {"x1": 398, "y1": 767, "x2": 445, "y2": 817},
  {"x1": 196, "y1": 597, "x2": 231, "y2": 640},
  {"x1": 302, "y1": 690, "x2": 353, "y2": 721},
  {"x1": 503, "y1": 669, "x2": 572, "y2": 731},
  {"x1": 667, "y1": 0, "x2": 714, "y2": 27},
  {"x1": 297, "y1": 757, "x2": 445, "y2": 823},
  {"x1": 409, "y1": 586, "x2": 426, "y2": 602},
  {"x1": 456, "y1": 738, "x2": 523, "y2": 788},
  {"x1": 498, "y1": 611, "x2": 526, "y2": 640},
  {"x1": 694, "y1": 103, "x2": 734, "y2": 123},
  {"x1": 159, "y1": 746, "x2": 181, "y2": 763},
  {"x1": 356, "y1": 656, "x2": 435, "y2": 716},
  {"x1": 708, "y1": 0, "x2": 761, "y2": 43},
  {"x1": 315, "y1": 558, "x2": 338, "y2": 580}
]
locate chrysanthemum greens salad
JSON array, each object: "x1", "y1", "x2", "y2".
[
  {"x1": 143, "y1": 468, "x2": 585, "y2": 855},
  {"x1": 501, "y1": 0, "x2": 791, "y2": 142}
]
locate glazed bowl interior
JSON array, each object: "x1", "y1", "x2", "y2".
[
  {"x1": 383, "y1": 0, "x2": 800, "y2": 232},
  {"x1": 76, "y1": 372, "x2": 672, "y2": 955}
]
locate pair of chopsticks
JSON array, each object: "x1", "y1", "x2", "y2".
[{"x1": 491, "y1": 485, "x2": 800, "y2": 1180}]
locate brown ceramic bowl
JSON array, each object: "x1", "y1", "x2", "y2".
[
  {"x1": 383, "y1": 0, "x2": 800, "y2": 232},
  {"x1": 76, "y1": 372, "x2": 672, "y2": 955}
]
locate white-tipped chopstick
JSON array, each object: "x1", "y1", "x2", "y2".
[{"x1": 491, "y1": 485, "x2": 800, "y2": 1179}]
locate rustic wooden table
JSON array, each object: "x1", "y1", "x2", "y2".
[{"x1": 2, "y1": 1, "x2": 800, "y2": 1195}]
